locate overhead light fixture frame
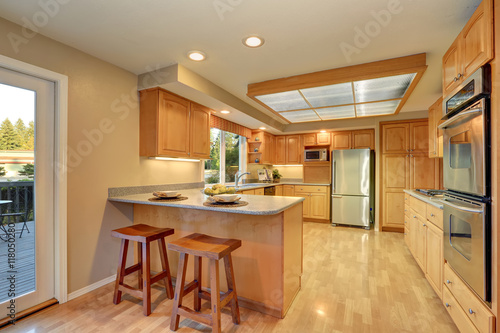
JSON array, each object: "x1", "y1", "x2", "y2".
[{"x1": 247, "y1": 54, "x2": 427, "y2": 124}]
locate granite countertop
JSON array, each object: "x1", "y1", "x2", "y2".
[
  {"x1": 108, "y1": 188, "x2": 305, "y2": 215},
  {"x1": 403, "y1": 189, "x2": 444, "y2": 209}
]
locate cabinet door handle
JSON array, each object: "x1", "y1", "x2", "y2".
[
  {"x1": 446, "y1": 280, "x2": 451, "y2": 284},
  {"x1": 413, "y1": 215, "x2": 416, "y2": 218},
  {"x1": 430, "y1": 213, "x2": 435, "y2": 217},
  {"x1": 457, "y1": 73, "x2": 463, "y2": 79},
  {"x1": 423, "y1": 223, "x2": 426, "y2": 227},
  {"x1": 468, "y1": 308, "x2": 475, "y2": 315},
  {"x1": 445, "y1": 303, "x2": 450, "y2": 308},
  {"x1": 453, "y1": 76, "x2": 458, "y2": 82}
]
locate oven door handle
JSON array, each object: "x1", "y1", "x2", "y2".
[
  {"x1": 439, "y1": 199, "x2": 484, "y2": 214},
  {"x1": 438, "y1": 109, "x2": 482, "y2": 129}
]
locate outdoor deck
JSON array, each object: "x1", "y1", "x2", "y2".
[{"x1": 0, "y1": 221, "x2": 35, "y2": 303}]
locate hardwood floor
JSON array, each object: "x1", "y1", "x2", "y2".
[{"x1": 3, "y1": 223, "x2": 458, "y2": 332}]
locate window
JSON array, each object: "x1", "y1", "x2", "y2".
[{"x1": 204, "y1": 128, "x2": 246, "y2": 184}]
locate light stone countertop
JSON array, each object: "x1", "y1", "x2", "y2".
[
  {"x1": 403, "y1": 189, "x2": 444, "y2": 209},
  {"x1": 108, "y1": 188, "x2": 305, "y2": 215},
  {"x1": 230, "y1": 182, "x2": 331, "y2": 190}
]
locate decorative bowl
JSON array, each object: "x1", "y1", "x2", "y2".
[
  {"x1": 153, "y1": 191, "x2": 180, "y2": 198},
  {"x1": 209, "y1": 194, "x2": 241, "y2": 203}
]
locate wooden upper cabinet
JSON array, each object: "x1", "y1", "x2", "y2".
[
  {"x1": 190, "y1": 103, "x2": 211, "y2": 159},
  {"x1": 286, "y1": 135, "x2": 301, "y2": 164},
  {"x1": 382, "y1": 123, "x2": 410, "y2": 154},
  {"x1": 275, "y1": 136, "x2": 286, "y2": 165},
  {"x1": 263, "y1": 132, "x2": 275, "y2": 164},
  {"x1": 442, "y1": 36, "x2": 462, "y2": 95},
  {"x1": 316, "y1": 132, "x2": 331, "y2": 145},
  {"x1": 442, "y1": 0, "x2": 493, "y2": 97},
  {"x1": 332, "y1": 129, "x2": 374, "y2": 150},
  {"x1": 409, "y1": 121, "x2": 429, "y2": 154},
  {"x1": 461, "y1": 0, "x2": 493, "y2": 79},
  {"x1": 410, "y1": 155, "x2": 439, "y2": 190},
  {"x1": 303, "y1": 132, "x2": 331, "y2": 146},
  {"x1": 140, "y1": 88, "x2": 210, "y2": 158},
  {"x1": 428, "y1": 97, "x2": 443, "y2": 158},
  {"x1": 303, "y1": 133, "x2": 317, "y2": 146},
  {"x1": 331, "y1": 131, "x2": 351, "y2": 150},
  {"x1": 352, "y1": 129, "x2": 375, "y2": 149}
]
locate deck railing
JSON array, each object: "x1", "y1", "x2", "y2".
[{"x1": 0, "y1": 181, "x2": 34, "y2": 223}]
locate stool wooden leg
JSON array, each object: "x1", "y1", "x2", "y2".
[
  {"x1": 113, "y1": 239, "x2": 129, "y2": 305},
  {"x1": 142, "y1": 242, "x2": 151, "y2": 316},
  {"x1": 158, "y1": 238, "x2": 174, "y2": 299},
  {"x1": 170, "y1": 253, "x2": 189, "y2": 331},
  {"x1": 209, "y1": 259, "x2": 221, "y2": 333},
  {"x1": 137, "y1": 243, "x2": 143, "y2": 290},
  {"x1": 224, "y1": 254, "x2": 240, "y2": 324},
  {"x1": 194, "y1": 256, "x2": 202, "y2": 311}
]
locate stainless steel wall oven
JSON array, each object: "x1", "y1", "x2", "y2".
[{"x1": 439, "y1": 65, "x2": 491, "y2": 304}]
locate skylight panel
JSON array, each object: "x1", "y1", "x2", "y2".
[
  {"x1": 354, "y1": 73, "x2": 416, "y2": 103},
  {"x1": 279, "y1": 109, "x2": 320, "y2": 122},
  {"x1": 315, "y1": 105, "x2": 355, "y2": 120},
  {"x1": 356, "y1": 100, "x2": 401, "y2": 117},
  {"x1": 300, "y1": 83, "x2": 354, "y2": 108},
  {"x1": 255, "y1": 90, "x2": 309, "y2": 112}
]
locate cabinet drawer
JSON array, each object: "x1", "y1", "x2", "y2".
[
  {"x1": 410, "y1": 196, "x2": 426, "y2": 217},
  {"x1": 404, "y1": 192, "x2": 411, "y2": 203},
  {"x1": 426, "y1": 204, "x2": 443, "y2": 230},
  {"x1": 255, "y1": 188, "x2": 264, "y2": 196},
  {"x1": 443, "y1": 287, "x2": 479, "y2": 333},
  {"x1": 444, "y1": 264, "x2": 495, "y2": 333},
  {"x1": 404, "y1": 204, "x2": 410, "y2": 218},
  {"x1": 294, "y1": 185, "x2": 327, "y2": 193}
]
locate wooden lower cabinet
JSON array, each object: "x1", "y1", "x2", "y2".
[
  {"x1": 275, "y1": 185, "x2": 283, "y2": 196},
  {"x1": 444, "y1": 264, "x2": 495, "y2": 333},
  {"x1": 405, "y1": 194, "x2": 444, "y2": 299},
  {"x1": 288, "y1": 185, "x2": 330, "y2": 222},
  {"x1": 443, "y1": 288, "x2": 480, "y2": 333},
  {"x1": 283, "y1": 185, "x2": 295, "y2": 196}
]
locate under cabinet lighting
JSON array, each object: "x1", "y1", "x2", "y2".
[
  {"x1": 220, "y1": 110, "x2": 231, "y2": 114},
  {"x1": 320, "y1": 130, "x2": 326, "y2": 133},
  {"x1": 272, "y1": 165, "x2": 303, "y2": 167},
  {"x1": 259, "y1": 127, "x2": 266, "y2": 130},
  {"x1": 149, "y1": 157, "x2": 201, "y2": 162}
]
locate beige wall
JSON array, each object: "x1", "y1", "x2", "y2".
[{"x1": 0, "y1": 17, "x2": 202, "y2": 293}]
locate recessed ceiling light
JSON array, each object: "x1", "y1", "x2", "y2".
[
  {"x1": 187, "y1": 51, "x2": 206, "y2": 61},
  {"x1": 243, "y1": 36, "x2": 265, "y2": 48},
  {"x1": 220, "y1": 110, "x2": 230, "y2": 114},
  {"x1": 259, "y1": 127, "x2": 266, "y2": 130}
]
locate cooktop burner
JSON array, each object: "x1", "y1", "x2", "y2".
[{"x1": 415, "y1": 189, "x2": 446, "y2": 196}]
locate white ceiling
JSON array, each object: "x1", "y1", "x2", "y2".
[{"x1": 0, "y1": 0, "x2": 481, "y2": 130}]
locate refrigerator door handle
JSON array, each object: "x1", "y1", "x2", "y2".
[
  {"x1": 332, "y1": 195, "x2": 342, "y2": 198},
  {"x1": 332, "y1": 159, "x2": 336, "y2": 192}
]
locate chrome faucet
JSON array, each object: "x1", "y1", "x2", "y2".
[{"x1": 235, "y1": 171, "x2": 250, "y2": 189}]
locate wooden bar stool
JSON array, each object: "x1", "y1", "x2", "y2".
[
  {"x1": 168, "y1": 233, "x2": 241, "y2": 333},
  {"x1": 111, "y1": 224, "x2": 174, "y2": 316}
]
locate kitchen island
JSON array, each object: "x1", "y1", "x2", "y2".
[{"x1": 108, "y1": 188, "x2": 304, "y2": 318}]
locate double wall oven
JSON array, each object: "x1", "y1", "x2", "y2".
[{"x1": 438, "y1": 65, "x2": 491, "y2": 304}]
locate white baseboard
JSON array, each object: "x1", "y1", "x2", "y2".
[{"x1": 68, "y1": 274, "x2": 116, "y2": 301}]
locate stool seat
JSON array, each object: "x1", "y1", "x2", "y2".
[
  {"x1": 168, "y1": 233, "x2": 241, "y2": 259},
  {"x1": 111, "y1": 224, "x2": 174, "y2": 243},
  {"x1": 169, "y1": 233, "x2": 241, "y2": 333},
  {"x1": 112, "y1": 224, "x2": 174, "y2": 316}
]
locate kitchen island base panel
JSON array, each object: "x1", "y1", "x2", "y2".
[{"x1": 133, "y1": 203, "x2": 303, "y2": 318}]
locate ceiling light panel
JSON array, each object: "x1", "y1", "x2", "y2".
[
  {"x1": 255, "y1": 90, "x2": 309, "y2": 112},
  {"x1": 315, "y1": 105, "x2": 355, "y2": 120},
  {"x1": 279, "y1": 109, "x2": 320, "y2": 122},
  {"x1": 300, "y1": 82, "x2": 354, "y2": 108},
  {"x1": 356, "y1": 100, "x2": 401, "y2": 117},
  {"x1": 354, "y1": 73, "x2": 416, "y2": 103}
]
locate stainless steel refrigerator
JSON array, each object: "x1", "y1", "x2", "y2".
[{"x1": 331, "y1": 149, "x2": 374, "y2": 229}]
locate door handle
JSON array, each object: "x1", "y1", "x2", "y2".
[
  {"x1": 438, "y1": 109, "x2": 482, "y2": 129},
  {"x1": 332, "y1": 195, "x2": 342, "y2": 198}
]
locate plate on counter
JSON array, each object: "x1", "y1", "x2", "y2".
[
  {"x1": 208, "y1": 195, "x2": 241, "y2": 203},
  {"x1": 153, "y1": 191, "x2": 181, "y2": 199}
]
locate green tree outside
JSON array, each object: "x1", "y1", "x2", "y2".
[
  {"x1": 0, "y1": 118, "x2": 21, "y2": 150},
  {"x1": 0, "y1": 166, "x2": 5, "y2": 177},
  {"x1": 18, "y1": 163, "x2": 34, "y2": 178}
]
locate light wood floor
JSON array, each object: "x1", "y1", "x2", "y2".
[{"x1": 3, "y1": 223, "x2": 458, "y2": 332}]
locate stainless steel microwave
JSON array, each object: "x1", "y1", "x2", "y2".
[{"x1": 304, "y1": 148, "x2": 328, "y2": 162}]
